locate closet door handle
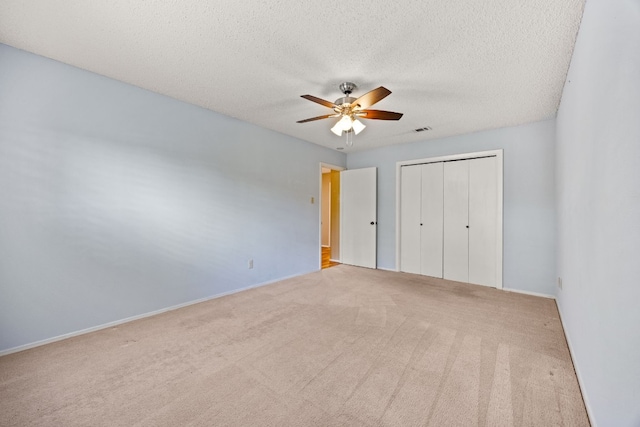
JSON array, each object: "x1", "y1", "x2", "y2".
[{"x1": 466, "y1": 225, "x2": 469, "y2": 228}]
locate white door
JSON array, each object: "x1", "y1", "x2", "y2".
[
  {"x1": 469, "y1": 157, "x2": 498, "y2": 286},
  {"x1": 400, "y1": 165, "x2": 421, "y2": 274},
  {"x1": 421, "y1": 162, "x2": 444, "y2": 278},
  {"x1": 341, "y1": 167, "x2": 377, "y2": 269},
  {"x1": 443, "y1": 161, "x2": 469, "y2": 282}
]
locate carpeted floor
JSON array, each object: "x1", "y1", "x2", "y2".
[{"x1": 0, "y1": 265, "x2": 589, "y2": 426}]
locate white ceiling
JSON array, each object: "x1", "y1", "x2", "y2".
[{"x1": 0, "y1": 1, "x2": 585, "y2": 153}]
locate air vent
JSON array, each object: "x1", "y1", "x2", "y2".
[{"x1": 414, "y1": 126, "x2": 432, "y2": 132}]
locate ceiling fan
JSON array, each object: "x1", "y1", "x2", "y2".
[{"x1": 297, "y1": 82, "x2": 403, "y2": 141}]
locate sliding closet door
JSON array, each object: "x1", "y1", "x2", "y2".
[
  {"x1": 468, "y1": 157, "x2": 498, "y2": 286},
  {"x1": 400, "y1": 165, "x2": 421, "y2": 274},
  {"x1": 420, "y1": 162, "x2": 444, "y2": 277},
  {"x1": 443, "y1": 161, "x2": 469, "y2": 282}
]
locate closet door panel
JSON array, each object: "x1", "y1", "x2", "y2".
[
  {"x1": 469, "y1": 157, "x2": 498, "y2": 286},
  {"x1": 400, "y1": 165, "x2": 422, "y2": 274},
  {"x1": 420, "y1": 163, "x2": 444, "y2": 278},
  {"x1": 443, "y1": 161, "x2": 469, "y2": 283}
]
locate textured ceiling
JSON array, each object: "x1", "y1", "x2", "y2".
[{"x1": 0, "y1": 1, "x2": 585, "y2": 152}]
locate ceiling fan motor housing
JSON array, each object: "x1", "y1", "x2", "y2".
[{"x1": 334, "y1": 96, "x2": 357, "y2": 109}]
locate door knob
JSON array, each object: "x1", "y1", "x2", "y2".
[
  {"x1": 370, "y1": 221, "x2": 375, "y2": 225},
  {"x1": 466, "y1": 225, "x2": 469, "y2": 228}
]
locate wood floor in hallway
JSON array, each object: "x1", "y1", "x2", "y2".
[{"x1": 321, "y1": 246, "x2": 340, "y2": 269}]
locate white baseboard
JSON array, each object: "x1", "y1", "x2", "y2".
[
  {"x1": 0, "y1": 272, "x2": 306, "y2": 357},
  {"x1": 555, "y1": 302, "x2": 596, "y2": 426},
  {"x1": 502, "y1": 287, "x2": 556, "y2": 299},
  {"x1": 329, "y1": 259, "x2": 340, "y2": 263}
]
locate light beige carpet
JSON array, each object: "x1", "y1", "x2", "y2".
[{"x1": 0, "y1": 265, "x2": 589, "y2": 426}]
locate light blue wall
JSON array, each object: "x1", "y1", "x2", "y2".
[
  {"x1": 347, "y1": 120, "x2": 557, "y2": 295},
  {"x1": 0, "y1": 44, "x2": 345, "y2": 352},
  {"x1": 555, "y1": 0, "x2": 640, "y2": 425}
]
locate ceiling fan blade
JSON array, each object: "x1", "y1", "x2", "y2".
[
  {"x1": 296, "y1": 114, "x2": 337, "y2": 123},
  {"x1": 350, "y1": 86, "x2": 391, "y2": 109},
  {"x1": 300, "y1": 95, "x2": 337, "y2": 109},
  {"x1": 358, "y1": 109, "x2": 404, "y2": 120}
]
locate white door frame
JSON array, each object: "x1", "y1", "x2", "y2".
[
  {"x1": 319, "y1": 162, "x2": 345, "y2": 270},
  {"x1": 395, "y1": 149, "x2": 504, "y2": 288}
]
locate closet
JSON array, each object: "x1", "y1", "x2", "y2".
[{"x1": 399, "y1": 154, "x2": 500, "y2": 287}]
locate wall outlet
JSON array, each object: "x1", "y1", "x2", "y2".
[
  {"x1": 248, "y1": 259, "x2": 253, "y2": 269},
  {"x1": 311, "y1": 196, "x2": 315, "y2": 204},
  {"x1": 557, "y1": 277, "x2": 563, "y2": 289}
]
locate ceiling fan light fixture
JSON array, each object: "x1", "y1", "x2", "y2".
[
  {"x1": 338, "y1": 115, "x2": 353, "y2": 131},
  {"x1": 352, "y1": 119, "x2": 366, "y2": 135},
  {"x1": 330, "y1": 121, "x2": 343, "y2": 136}
]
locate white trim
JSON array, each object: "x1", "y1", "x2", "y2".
[
  {"x1": 376, "y1": 266, "x2": 398, "y2": 272},
  {"x1": 329, "y1": 259, "x2": 340, "y2": 263},
  {"x1": 556, "y1": 303, "x2": 596, "y2": 426},
  {"x1": 395, "y1": 149, "x2": 504, "y2": 288},
  {"x1": 319, "y1": 162, "x2": 345, "y2": 269},
  {"x1": 395, "y1": 150, "x2": 502, "y2": 168},
  {"x1": 502, "y1": 287, "x2": 555, "y2": 299},
  {"x1": 394, "y1": 162, "x2": 402, "y2": 272},
  {"x1": 0, "y1": 272, "x2": 306, "y2": 357},
  {"x1": 321, "y1": 245, "x2": 330, "y2": 248},
  {"x1": 495, "y1": 150, "x2": 504, "y2": 288}
]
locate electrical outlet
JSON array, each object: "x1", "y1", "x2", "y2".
[
  {"x1": 311, "y1": 197, "x2": 315, "y2": 204},
  {"x1": 248, "y1": 259, "x2": 253, "y2": 269},
  {"x1": 557, "y1": 277, "x2": 563, "y2": 289}
]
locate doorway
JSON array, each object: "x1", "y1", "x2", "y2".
[{"x1": 320, "y1": 163, "x2": 344, "y2": 269}]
